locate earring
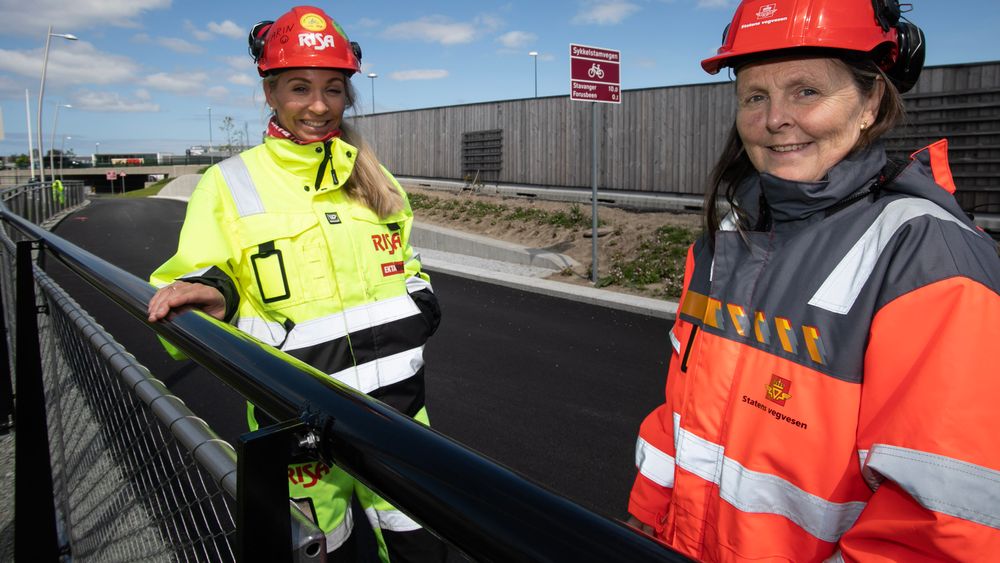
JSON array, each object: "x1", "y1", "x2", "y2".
[{"x1": 860, "y1": 120, "x2": 869, "y2": 131}]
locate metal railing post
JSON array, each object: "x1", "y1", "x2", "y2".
[
  {"x1": 14, "y1": 240, "x2": 60, "y2": 561},
  {"x1": 0, "y1": 272, "x2": 12, "y2": 433},
  {"x1": 236, "y1": 419, "x2": 305, "y2": 563}
]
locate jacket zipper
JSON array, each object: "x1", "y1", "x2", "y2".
[
  {"x1": 313, "y1": 139, "x2": 339, "y2": 191},
  {"x1": 680, "y1": 325, "x2": 698, "y2": 373}
]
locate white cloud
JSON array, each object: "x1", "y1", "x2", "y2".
[
  {"x1": 185, "y1": 20, "x2": 213, "y2": 41},
  {"x1": 206, "y1": 86, "x2": 229, "y2": 98},
  {"x1": 207, "y1": 20, "x2": 244, "y2": 39},
  {"x1": 142, "y1": 72, "x2": 209, "y2": 94},
  {"x1": 497, "y1": 31, "x2": 537, "y2": 49},
  {"x1": 572, "y1": 1, "x2": 641, "y2": 25},
  {"x1": 0, "y1": 0, "x2": 172, "y2": 36},
  {"x1": 0, "y1": 42, "x2": 139, "y2": 85},
  {"x1": 72, "y1": 89, "x2": 160, "y2": 113},
  {"x1": 157, "y1": 37, "x2": 203, "y2": 54},
  {"x1": 355, "y1": 18, "x2": 381, "y2": 29},
  {"x1": 697, "y1": 0, "x2": 731, "y2": 7},
  {"x1": 634, "y1": 57, "x2": 657, "y2": 68},
  {"x1": 221, "y1": 56, "x2": 249, "y2": 70},
  {"x1": 383, "y1": 16, "x2": 476, "y2": 45},
  {"x1": 389, "y1": 69, "x2": 449, "y2": 81},
  {"x1": 475, "y1": 14, "x2": 504, "y2": 34},
  {"x1": 228, "y1": 73, "x2": 257, "y2": 86}
]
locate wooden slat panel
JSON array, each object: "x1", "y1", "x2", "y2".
[{"x1": 348, "y1": 61, "x2": 1000, "y2": 213}]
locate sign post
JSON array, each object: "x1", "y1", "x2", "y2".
[
  {"x1": 106, "y1": 170, "x2": 117, "y2": 195},
  {"x1": 570, "y1": 43, "x2": 620, "y2": 283}
]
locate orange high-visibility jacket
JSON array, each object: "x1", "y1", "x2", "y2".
[{"x1": 630, "y1": 141, "x2": 1000, "y2": 562}]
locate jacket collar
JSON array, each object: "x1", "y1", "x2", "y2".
[
  {"x1": 754, "y1": 143, "x2": 887, "y2": 223},
  {"x1": 262, "y1": 136, "x2": 359, "y2": 191}
]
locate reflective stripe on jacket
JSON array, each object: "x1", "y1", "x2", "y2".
[
  {"x1": 630, "y1": 141, "x2": 1000, "y2": 562},
  {"x1": 150, "y1": 136, "x2": 438, "y2": 416}
]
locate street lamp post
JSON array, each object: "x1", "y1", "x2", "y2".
[
  {"x1": 367, "y1": 73, "x2": 378, "y2": 114},
  {"x1": 49, "y1": 103, "x2": 71, "y2": 181},
  {"x1": 25, "y1": 90, "x2": 36, "y2": 182},
  {"x1": 60, "y1": 136, "x2": 71, "y2": 180},
  {"x1": 207, "y1": 106, "x2": 213, "y2": 151},
  {"x1": 36, "y1": 25, "x2": 77, "y2": 184},
  {"x1": 528, "y1": 51, "x2": 539, "y2": 98}
]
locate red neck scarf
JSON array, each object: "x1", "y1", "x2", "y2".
[{"x1": 266, "y1": 116, "x2": 341, "y2": 145}]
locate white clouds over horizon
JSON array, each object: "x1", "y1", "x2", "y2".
[
  {"x1": 572, "y1": 1, "x2": 641, "y2": 25},
  {"x1": 0, "y1": 42, "x2": 140, "y2": 86},
  {"x1": 156, "y1": 37, "x2": 203, "y2": 54},
  {"x1": 0, "y1": 0, "x2": 172, "y2": 36},
  {"x1": 383, "y1": 16, "x2": 477, "y2": 45},
  {"x1": 73, "y1": 89, "x2": 160, "y2": 112},
  {"x1": 142, "y1": 71, "x2": 209, "y2": 94},
  {"x1": 389, "y1": 69, "x2": 449, "y2": 81},
  {"x1": 497, "y1": 31, "x2": 537, "y2": 49},
  {"x1": 206, "y1": 20, "x2": 244, "y2": 40},
  {"x1": 696, "y1": 0, "x2": 732, "y2": 8}
]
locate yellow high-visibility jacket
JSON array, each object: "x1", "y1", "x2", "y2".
[{"x1": 151, "y1": 136, "x2": 440, "y2": 419}]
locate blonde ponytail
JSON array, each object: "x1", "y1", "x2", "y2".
[{"x1": 340, "y1": 123, "x2": 404, "y2": 218}]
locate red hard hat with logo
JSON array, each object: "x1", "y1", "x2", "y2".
[
  {"x1": 248, "y1": 5, "x2": 362, "y2": 77},
  {"x1": 701, "y1": 0, "x2": 925, "y2": 92}
]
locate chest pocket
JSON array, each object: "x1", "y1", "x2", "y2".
[
  {"x1": 349, "y1": 206, "x2": 408, "y2": 297},
  {"x1": 234, "y1": 212, "x2": 334, "y2": 310}
]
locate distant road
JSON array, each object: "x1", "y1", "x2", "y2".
[{"x1": 48, "y1": 197, "x2": 673, "y2": 520}]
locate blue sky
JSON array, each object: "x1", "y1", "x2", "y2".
[{"x1": 1, "y1": 0, "x2": 998, "y2": 157}]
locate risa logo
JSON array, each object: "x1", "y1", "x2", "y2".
[
  {"x1": 299, "y1": 33, "x2": 337, "y2": 51},
  {"x1": 756, "y1": 3, "x2": 778, "y2": 19},
  {"x1": 765, "y1": 375, "x2": 792, "y2": 406},
  {"x1": 288, "y1": 462, "x2": 330, "y2": 489},
  {"x1": 372, "y1": 232, "x2": 402, "y2": 255}
]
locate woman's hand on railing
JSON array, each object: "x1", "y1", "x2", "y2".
[{"x1": 147, "y1": 281, "x2": 226, "y2": 323}]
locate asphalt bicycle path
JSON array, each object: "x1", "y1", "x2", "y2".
[{"x1": 46, "y1": 196, "x2": 672, "y2": 530}]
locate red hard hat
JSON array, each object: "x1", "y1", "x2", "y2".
[
  {"x1": 701, "y1": 0, "x2": 899, "y2": 74},
  {"x1": 250, "y1": 6, "x2": 361, "y2": 77}
]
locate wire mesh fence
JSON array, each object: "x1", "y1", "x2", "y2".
[
  {"x1": 37, "y1": 271, "x2": 238, "y2": 562},
  {"x1": 0, "y1": 184, "x2": 240, "y2": 561}
]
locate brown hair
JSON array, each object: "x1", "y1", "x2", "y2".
[
  {"x1": 264, "y1": 72, "x2": 404, "y2": 218},
  {"x1": 704, "y1": 56, "x2": 906, "y2": 239}
]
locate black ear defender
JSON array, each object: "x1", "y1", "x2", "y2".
[
  {"x1": 248, "y1": 20, "x2": 274, "y2": 62},
  {"x1": 871, "y1": 0, "x2": 925, "y2": 92},
  {"x1": 351, "y1": 41, "x2": 363, "y2": 64}
]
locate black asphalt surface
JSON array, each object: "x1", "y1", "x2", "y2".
[{"x1": 47, "y1": 197, "x2": 672, "y2": 522}]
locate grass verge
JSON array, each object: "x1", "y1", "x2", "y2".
[
  {"x1": 409, "y1": 192, "x2": 597, "y2": 229},
  {"x1": 116, "y1": 177, "x2": 172, "y2": 199},
  {"x1": 597, "y1": 224, "x2": 699, "y2": 299}
]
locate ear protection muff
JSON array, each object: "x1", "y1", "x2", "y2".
[
  {"x1": 885, "y1": 20, "x2": 925, "y2": 92},
  {"x1": 248, "y1": 20, "x2": 273, "y2": 63},
  {"x1": 871, "y1": 0, "x2": 925, "y2": 92},
  {"x1": 351, "y1": 41, "x2": 363, "y2": 65}
]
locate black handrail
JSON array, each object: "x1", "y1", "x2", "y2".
[{"x1": 0, "y1": 202, "x2": 690, "y2": 562}]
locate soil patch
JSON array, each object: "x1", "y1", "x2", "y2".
[{"x1": 402, "y1": 185, "x2": 704, "y2": 300}]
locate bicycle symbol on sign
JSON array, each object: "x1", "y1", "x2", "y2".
[{"x1": 587, "y1": 63, "x2": 605, "y2": 79}]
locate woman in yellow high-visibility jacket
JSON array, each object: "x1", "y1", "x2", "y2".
[{"x1": 147, "y1": 6, "x2": 445, "y2": 561}]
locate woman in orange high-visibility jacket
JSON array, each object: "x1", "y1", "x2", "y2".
[
  {"x1": 147, "y1": 7, "x2": 447, "y2": 562},
  {"x1": 628, "y1": 1, "x2": 1000, "y2": 561}
]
